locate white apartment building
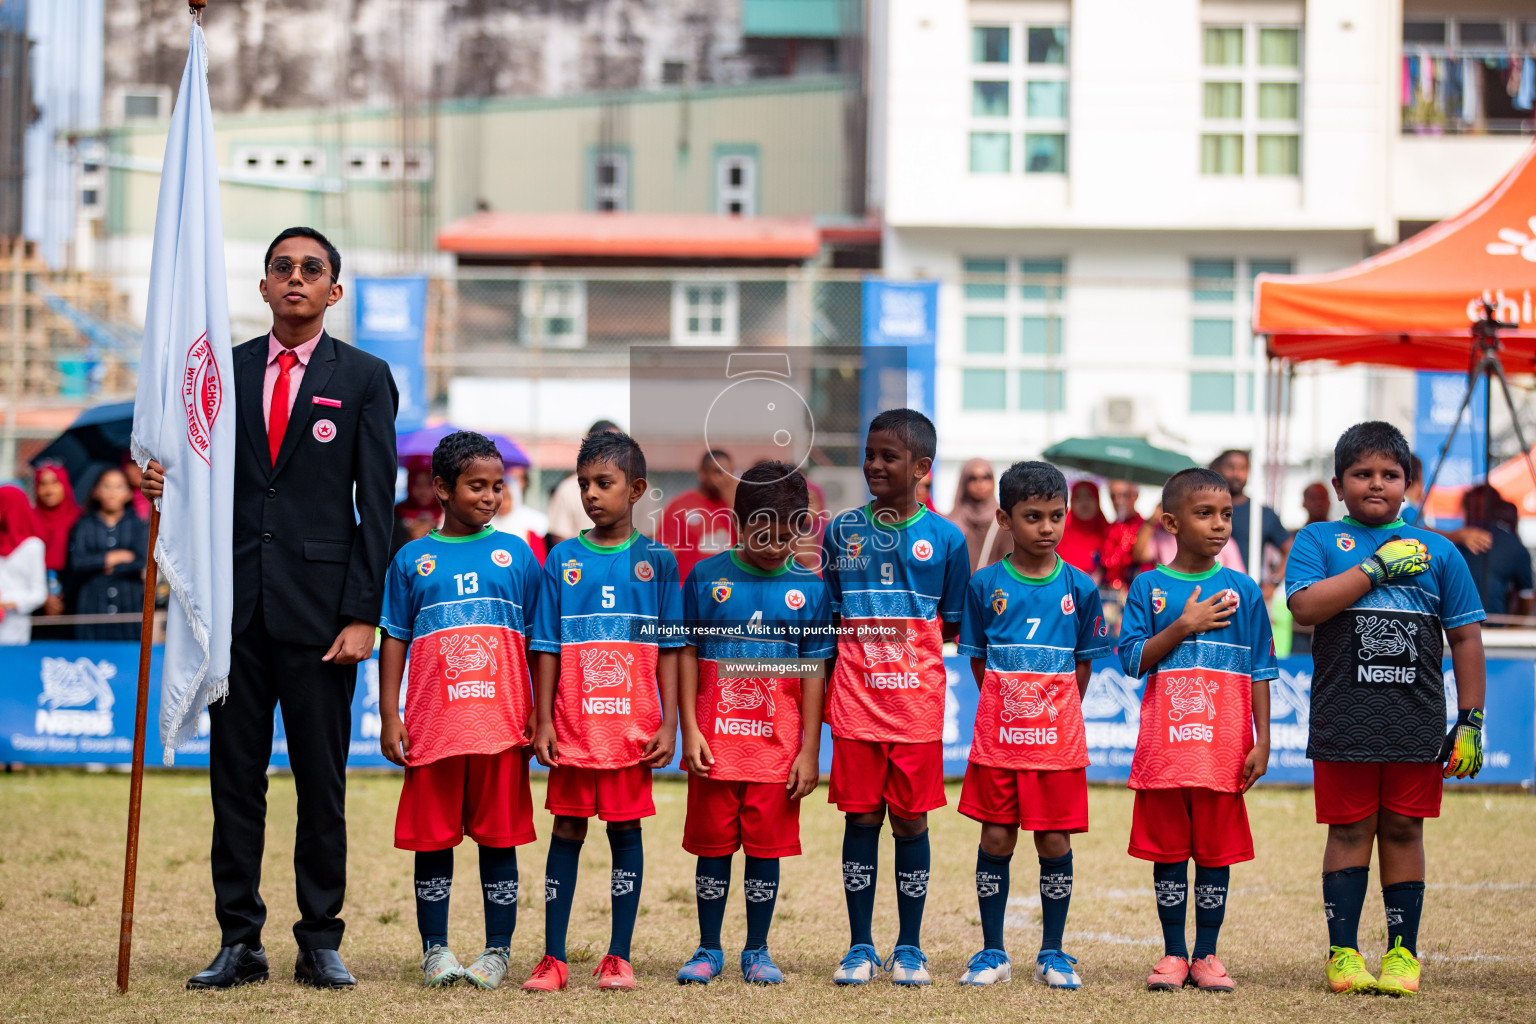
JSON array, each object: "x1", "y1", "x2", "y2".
[{"x1": 872, "y1": 0, "x2": 1534, "y2": 518}]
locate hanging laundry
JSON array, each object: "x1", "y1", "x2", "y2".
[
  {"x1": 1402, "y1": 56, "x2": 1412, "y2": 106},
  {"x1": 1517, "y1": 55, "x2": 1535, "y2": 111},
  {"x1": 1462, "y1": 57, "x2": 1479, "y2": 124}
]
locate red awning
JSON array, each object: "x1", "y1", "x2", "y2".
[
  {"x1": 436, "y1": 211, "x2": 822, "y2": 261},
  {"x1": 1254, "y1": 144, "x2": 1536, "y2": 371}
]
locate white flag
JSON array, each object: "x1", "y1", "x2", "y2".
[{"x1": 130, "y1": 24, "x2": 234, "y2": 765}]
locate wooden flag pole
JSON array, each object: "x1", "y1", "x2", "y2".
[{"x1": 115, "y1": 505, "x2": 161, "y2": 994}]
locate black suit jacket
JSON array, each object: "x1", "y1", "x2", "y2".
[{"x1": 231, "y1": 331, "x2": 398, "y2": 646}]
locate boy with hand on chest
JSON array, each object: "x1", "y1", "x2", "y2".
[
  {"x1": 674, "y1": 461, "x2": 832, "y2": 986},
  {"x1": 820, "y1": 409, "x2": 971, "y2": 987},
  {"x1": 955, "y1": 462, "x2": 1111, "y2": 990},
  {"x1": 377, "y1": 431, "x2": 544, "y2": 991},
  {"x1": 1118, "y1": 468, "x2": 1276, "y2": 995},
  {"x1": 1285, "y1": 421, "x2": 1486, "y2": 997},
  {"x1": 524, "y1": 430, "x2": 684, "y2": 993}
]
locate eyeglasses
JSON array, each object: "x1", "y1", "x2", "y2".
[
  {"x1": 968, "y1": 473, "x2": 993, "y2": 482},
  {"x1": 266, "y1": 257, "x2": 332, "y2": 283}
]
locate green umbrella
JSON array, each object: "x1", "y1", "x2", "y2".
[{"x1": 1040, "y1": 436, "x2": 1200, "y2": 487}]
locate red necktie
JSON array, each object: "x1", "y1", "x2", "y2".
[{"x1": 268, "y1": 350, "x2": 299, "y2": 466}]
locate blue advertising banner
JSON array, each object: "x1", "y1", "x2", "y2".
[
  {"x1": 860, "y1": 278, "x2": 938, "y2": 432},
  {"x1": 353, "y1": 275, "x2": 429, "y2": 433},
  {"x1": 3, "y1": 645, "x2": 1531, "y2": 786},
  {"x1": 1415, "y1": 370, "x2": 1487, "y2": 528}
]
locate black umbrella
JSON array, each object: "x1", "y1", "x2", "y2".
[{"x1": 29, "y1": 401, "x2": 135, "y2": 503}]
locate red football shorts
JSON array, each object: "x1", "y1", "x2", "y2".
[
  {"x1": 545, "y1": 763, "x2": 655, "y2": 822},
  {"x1": 827, "y1": 737, "x2": 946, "y2": 818},
  {"x1": 1312, "y1": 760, "x2": 1444, "y2": 824},
  {"x1": 1128, "y1": 786, "x2": 1253, "y2": 866},
  {"x1": 394, "y1": 746, "x2": 537, "y2": 851},
  {"x1": 683, "y1": 775, "x2": 802, "y2": 858},
  {"x1": 958, "y1": 764, "x2": 1089, "y2": 832}
]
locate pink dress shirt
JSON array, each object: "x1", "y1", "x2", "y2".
[{"x1": 262, "y1": 330, "x2": 322, "y2": 429}]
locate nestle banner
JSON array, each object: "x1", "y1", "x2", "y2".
[{"x1": 3, "y1": 644, "x2": 1531, "y2": 786}]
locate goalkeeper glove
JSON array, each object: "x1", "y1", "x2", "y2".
[
  {"x1": 1439, "y1": 707, "x2": 1484, "y2": 779},
  {"x1": 1359, "y1": 537, "x2": 1431, "y2": 586}
]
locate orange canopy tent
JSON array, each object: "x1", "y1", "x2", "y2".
[{"x1": 1253, "y1": 144, "x2": 1536, "y2": 372}]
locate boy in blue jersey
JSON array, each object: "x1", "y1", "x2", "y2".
[
  {"x1": 524, "y1": 430, "x2": 685, "y2": 992},
  {"x1": 956, "y1": 462, "x2": 1110, "y2": 990},
  {"x1": 1118, "y1": 468, "x2": 1275, "y2": 994},
  {"x1": 378, "y1": 431, "x2": 544, "y2": 990},
  {"x1": 675, "y1": 461, "x2": 832, "y2": 986},
  {"x1": 1286, "y1": 421, "x2": 1486, "y2": 997},
  {"x1": 820, "y1": 409, "x2": 971, "y2": 986}
]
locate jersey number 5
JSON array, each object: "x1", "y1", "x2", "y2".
[{"x1": 602, "y1": 585, "x2": 616, "y2": 609}]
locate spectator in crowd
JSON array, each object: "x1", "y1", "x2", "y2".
[
  {"x1": 946, "y1": 457, "x2": 1011, "y2": 572},
  {"x1": 1210, "y1": 449, "x2": 1291, "y2": 573},
  {"x1": 1133, "y1": 503, "x2": 1246, "y2": 572},
  {"x1": 546, "y1": 418, "x2": 621, "y2": 545},
  {"x1": 1401, "y1": 453, "x2": 1424, "y2": 525},
  {"x1": 1455, "y1": 483, "x2": 1533, "y2": 621},
  {"x1": 490, "y1": 466, "x2": 549, "y2": 564},
  {"x1": 792, "y1": 475, "x2": 829, "y2": 571},
  {"x1": 68, "y1": 467, "x2": 148, "y2": 642},
  {"x1": 1059, "y1": 479, "x2": 1109, "y2": 577},
  {"x1": 1301, "y1": 481, "x2": 1332, "y2": 526},
  {"x1": 917, "y1": 469, "x2": 936, "y2": 511},
  {"x1": 660, "y1": 448, "x2": 738, "y2": 581},
  {"x1": 30, "y1": 461, "x2": 79, "y2": 627},
  {"x1": 390, "y1": 456, "x2": 441, "y2": 556},
  {"x1": 0, "y1": 484, "x2": 47, "y2": 645},
  {"x1": 1098, "y1": 478, "x2": 1149, "y2": 591},
  {"x1": 121, "y1": 454, "x2": 153, "y2": 521}
]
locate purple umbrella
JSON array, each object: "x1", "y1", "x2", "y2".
[{"x1": 397, "y1": 424, "x2": 530, "y2": 467}]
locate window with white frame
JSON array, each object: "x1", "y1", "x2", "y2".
[
  {"x1": 1200, "y1": 24, "x2": 1301, "y2": 176},
  {"x1": 233, "y1": 146, "x2": 326, "y2": 178},
  {"x1": 1188, "y1": 256, "x2": 1292, "y2": 413},
  {"x1": 672, "y1": 282, "x2": 739, "y2": 345},
  {"x1": 716, "y1": 154, "x2": 757, "y2": 216},
  {"x1": 960, "y1": 256, "x2": 1067, "y2": 412},
  {"x1": 521, "y1": 280, "x2": 586, "y2": 348},
  {"x1": 593, "y1": 151, "x2": 629, "y2": 212},
  {"x1": 967, "y1": 19, "x2": 1070, "y2": 175},
  {"x1": 342, "y1": 148, "x2": 433, "y2": 180}
]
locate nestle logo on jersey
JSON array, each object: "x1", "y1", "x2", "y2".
[
  {"x1": 583, "y1": 696, "x2": 631, "y2": 714},
  {"x1": 866, "y1": 672, "x2": 919, "y2": 689},
  {"x1": 1168, "y1": 723, "x2": 1214, "y2": 742},
  {"x1": 715, "y1": 718, "x2": 774, "y2": 737},
  {"x1": 1358, "y1": 664, "x2": 1416, "y2": 684},
  {"x1": 1000, "y1": 726, "x2": 1057, "y2": 745},
  {"x1": 447, "y1": 681, "x2": 496, "y2": 700}
]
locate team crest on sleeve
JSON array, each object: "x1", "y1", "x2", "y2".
[
  {"x1": 991, "y1": 588, "x2": 1008, "y2": 615},
  {"x1": 912, "y1": 538, "x2": 933, "y2": 561},
  {"x1": 1095, "y1": 615, "x2": 1108, "y2": 637},
  {"x1": 847, "y1": 533, "x2": 863, "y2": 558},
  {"x1": 491, "y1": 548, "x2": 512, "y2": 567},
  {"x1": 1336, "y1": 534, "x2": 1355, "y2": 552},
  {"x1": 711, "y1": 579, "x2": 733, "y2": 603},
  {"x1": 414, "y1": 553, "x2": 436, "y2": 577},
  {"x1": 562, "y1": 559, "x2": 582, "y2": 586},
  {"x1": 634, "y1": 559, "x2": 655, "y2": 582},
  {"x1": 785, "y1": 588, "x2": 806, "y2": 610},
  {"x1": 1060, "y1": 592, "x2": 1075, "y2": 615},
  {"x1": 1151, "y1": 587, "x2": 1167, "y2": 614}
]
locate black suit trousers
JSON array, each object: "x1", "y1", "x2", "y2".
[{"x1": 210, "y1": 599, "x2": 356, "y2": 950}]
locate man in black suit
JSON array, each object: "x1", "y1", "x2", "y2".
[{"x1": 143, "y1": 227, "x2": 398, "y2": 990}]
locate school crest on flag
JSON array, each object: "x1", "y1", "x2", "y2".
[
  {"x1": 711, "y1": 579, "x2": 732, "y2": 603},
  {"x1": 562, "y1": 559, "x2": 582, "y2": 586},
  {"x1": 991, "y1": 588, "x2": 1007, "y2": 615}
]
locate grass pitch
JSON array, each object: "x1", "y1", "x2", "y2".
[{"x1": 1, "y1": 770, "x2": 1533, "y2": 1023}]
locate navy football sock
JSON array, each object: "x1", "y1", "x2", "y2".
[
  {"x1": 842, "y1": 821, "x2": 881, "y2": 948},
  {"x1": 1383, "y1": 881, "x2": 1425, "y2": 957},
  {"x1": 542, "y1": 835, "x2": 583, "y2": 961},
  {"x1": 694, "y1": 855, "x2": 732, "y2": 952},
  {"x1": 1322, "y1": 866, "x2": 1369, "y2": 952},
  {"x1": 1152, "y1": 860, "x2": 1189, "y2": 959},
  {"x1": 1191, "y1": 864, "x2": 1229, "y2": 959},
  {"x1": 478, "y1": 844, "x2": 518, "y2": 950},
  {"x1": 742, "y1": 855, "x2": 780, "y2": 951},
  {"x1": 976, "y1": 847, "x2": 1011, "y2": 953},
  {"x1": 1038, "y1": 851, "x2": 1074, "y2": 953},
  {"x1": 414, "y1": 848, "x2": 454, "y2": 952},
  {"x1": 607, "y1": 827, "x2": 644, "y2": 960},
  {"x1": 893, "y1": 828, "x2": 930, "y2": 949}
]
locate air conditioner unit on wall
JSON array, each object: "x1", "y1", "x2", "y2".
[{"x1": 1093, "y1": 395, "x2": 1153, "y2": 437}]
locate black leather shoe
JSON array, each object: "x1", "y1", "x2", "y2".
[
  {"x1": 186, "y1": 944, "x2": 269, "y2": 990},
  {"x1": 294, "y1": 948, "x2": 356, "y2": 989}
]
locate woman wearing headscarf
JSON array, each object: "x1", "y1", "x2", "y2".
[
  {"x1": 946, "y1": 457, "x2": 1012, "y2": 572},
  {"x1": 1058, "y1": 479, "x2": 1109, "y2": 578},
  {"x1": 390, "y1": 455, "x2": 441, "y2": 557},
  {"x1": 31, "y1": 461, "x2": 79, "y2": 635},
  {"x1": 0, "y1": 484, "x2": 48, "y2": 645}
]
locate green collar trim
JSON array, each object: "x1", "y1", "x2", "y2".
[
  {"x1": 577, "y1": 528, "x2": 642, "y2": 553},
  {"x1": 1342, "y1": 515, "x2": 1406, "y2": 530},
  {"x1": 429, "y1": 526, "x2": 495, "y2": 544},
  {"x1": 866, "y1": 501, "x2": 926, "y2": 530},
  {"x1": 1002, "y1": 554, "x2": 1063, "y2": 586},
  {"x1": 1155, "y1": 562, "x2": 1223, "y2": 582},
  {"x1": 730, "y1": 549, "x2": 793, "y2": 577}
]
